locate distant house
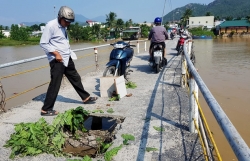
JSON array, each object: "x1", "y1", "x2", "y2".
[
  {"x1": 86, "y1": 20, "x2": 101, "y2": 27},
  {"x1": 2, "y1": 30, "x2": 10, "y2": 37},
  {"x1": 188, "y1": 16, "x2": 214, "y2": 29},
  {"x1": 219, "y1": 20, "x2": 250, "y2": 34},
  {"x1": 18, "y1": 23, "x2": 26, "y2": 28},
  {"x1": 138, "y1": 22, "x2": 152, "y2": 27}
]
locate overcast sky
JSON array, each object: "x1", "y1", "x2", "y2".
[{"x1": 0, "y1": 0, "x2": 214, "y2": 26}]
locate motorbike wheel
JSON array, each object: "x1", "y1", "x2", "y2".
[
  {"x1": 155, "y1": 63, "x2": 160, "y2": 73},
  {"x1": 103, "y1": 66, "x2": 117, "y2": 77}
]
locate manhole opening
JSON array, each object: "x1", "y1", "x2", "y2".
[{"x1": 63, "y1": 115, "x2": 125, "y2": 158}]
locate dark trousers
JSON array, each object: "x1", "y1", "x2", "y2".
[{"x1": 42, "y1": 58, "x2": 90, "y2": 111}]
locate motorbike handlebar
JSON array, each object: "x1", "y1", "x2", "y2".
[{"x1": 110, "y1": 43, "x2": 136, "y2": 48}]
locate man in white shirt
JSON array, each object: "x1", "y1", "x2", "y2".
[{"x1": 40, "y1": 6, "x2": 97, "y2": 116}]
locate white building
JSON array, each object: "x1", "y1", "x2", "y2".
[
  {"x1": 2, "y1": 30, "x2": 10, "y2": 37},
  {"x1": 188, "y1": 16, "x2": 215, "y2": 29},
  {"x1": 86, "y1": 20, "x2": 101, "y2": 27}
]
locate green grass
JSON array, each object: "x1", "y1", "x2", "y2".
[
  {"x1": 189, "y1": 27, "x2": 214, "y2": 37},
  {"x1": 0, "y1": 37, "x2": 40, "y2": 46}
]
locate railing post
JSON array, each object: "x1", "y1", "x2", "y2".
[
  {"x1": 0, "y1": 80, "x2": 6, "y2": 112},
  {"x1": 144, "y1": 41, "x2": 147, "y2": 52},
  {"x1": 94, "y1": 48, "x2": 99, "y2": 71},
  {"x1": 137, "y1": 41, "x2": 139, "y2": 54},
  {"x1": 189, "y1": 75, "x2": 195, "y2": 133},
  {"x1": 181, "y1": 52, "x2": 186, "y2": 88}
]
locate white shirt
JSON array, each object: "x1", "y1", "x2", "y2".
[{"x1": 40, "y1": 18, "x2": 71, "y2": 67}]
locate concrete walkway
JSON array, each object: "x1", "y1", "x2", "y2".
[{"x1": 0, "y1": 38, "x2": 204, "y2": 161}]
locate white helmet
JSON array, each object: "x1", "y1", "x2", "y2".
[{"x1": 58, "y1": 6, "x2": 75, "y2": 22}]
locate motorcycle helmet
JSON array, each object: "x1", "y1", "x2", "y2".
[
  {"x1": 58, "y1": 6, "x2": 75, "y2": 22},
  {"x1": 154, "y1": 17, "x2": 162, "y2": 24}
]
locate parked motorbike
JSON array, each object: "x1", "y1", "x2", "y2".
[
  {"x1": 103, "y1": 41, "x2": 136, "y2": 80},
  {"x1": 149, "y1": 43, "x2": 167, "y2": 73}
]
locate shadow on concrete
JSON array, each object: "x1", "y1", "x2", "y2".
[{"x1": 32, "y1": 93, "x2": 83, "y2": 104}]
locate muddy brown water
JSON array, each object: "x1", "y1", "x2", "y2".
[
  {"x1": 193, "y1": 37, "x2": 250, "y2": 161},
  {"x1": 0, "y1": 41, "x2": 115, "y2": 110},
  {"x1": 0, "y1": 38, "x2": 250, "y2": 160}
]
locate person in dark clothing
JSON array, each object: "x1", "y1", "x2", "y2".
[
  {"x1": 40, "y1": 6, "x2": 97, "y2": 116},
  {"x1": 148, "y1": 17, "x2": 168, "y2": 61}
]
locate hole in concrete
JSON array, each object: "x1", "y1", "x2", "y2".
[{"x1": 63, "y1": 115, "x2": 125, "y2": 158}]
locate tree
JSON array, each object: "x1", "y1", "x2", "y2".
[
  {"x1": 214, "y1": 16, "x2": 220, "y2": 21},
  {"x1": 125, "y1": 19, "x2": 133, "y2": 27},
  {"x1": 205, "y1": 12, "x2": 212, "y2": 16},
  {"x1": 225, "y1": 16, "x2": 233, "y2": 21},
  {"x1": 10, "y1": 24, "x2": 29, "y2": 41},
  {"x1": 91, "y1": 24, "x2": 101, "y2": 40},
  {"x1": 106, "y1": 12, "x2": 117, "y2": 29},
  {"x1": 30, "y1": 24, "x2": 40, "y2": 31},
  {"x1": 180, "y1": 9, "x2": 193, "y2": 27},
  {"x1": 140, "y1": 24, "x2": 150, "y2": 38},
  {"x1": 68, "y1": 22, "x2": 83, "y2": 41},
  {"x1": 246, "y1": 15, "x2": 250, "y2": 22},
  {"x1": 116, "y1": 18, "x2": 124, "y2": 38},
  {"x1": 0, "y1": 25, "x2": 5, "y2": 39}
]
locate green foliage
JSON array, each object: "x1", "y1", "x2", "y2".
[
  {"x1": 125, "y1": 81, "x2": 137, "y2": 89},
  {"x1": 107, "y1": 108, "x2": 114, "y2": 113},
  {"x1": 4, "y1": 118, "x2": 64, "y2": 159},
  {"x1": 92, "y1": 109, "x2": 104, "y2": 113},
  {"x1": 188, "y1": 27, "x2": 214, "y2": 37},
  {"x1": 4, "y1": 106, "x2": 89, "y2": 159},
  {"x1": 164, "y1": 0, "x2": 250, "y2": 22},
  {"x1": 0, "y1": 37, "x2": 40, "y2": 46},
  {"x1": 0, "y1": 30, "x2": 5, "y2": 39},
  {"x1": 67, "y1": 155, "x2": 92, "y2": 161},
  {"x1": 10, "y1": 24, "x2": 29, "y2": 41},
  {"x1": 96, "y1": 137, "x2": 113, "y2": 154},
  {"x1": 140, "y1": 24, "x2": 151, "y2": 38},
  {"x1": 109, "y1": 94, "x2": 120, "y2": 101},
  {"x1": 153, "y1": 126, "x2": 165, "y2": 132},
  {"x1": 121, "y1": 134, "x2": 135, "y2": 145},
  {"x1": 145, "y1": 147, "x2": 158, "y2": 152},
  {"x1": 104, "y1": 144, "x2": 123, "y2": 161}
]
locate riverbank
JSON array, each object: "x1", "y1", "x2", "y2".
[{"x1": 0, "y1": 38, "x2": 107, "y2": 46}]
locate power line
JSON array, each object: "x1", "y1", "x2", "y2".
[{"x1": 162, "y1": 0, "x2": 167, "y2": 25}]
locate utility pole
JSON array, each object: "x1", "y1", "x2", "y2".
[
  {"x1": 54, "y1": 6, "x2": 56, "y2": 18},
  {"x1": 161, "y1": 0, "x2": 167, "y2": 26}
]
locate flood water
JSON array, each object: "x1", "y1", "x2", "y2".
[
  {"x1": 193, "y1": 37, "x2": 250, "y2": 161},
  {"x1": 0, "y1": 41, "x2": 113, "y2": 110},
  {"x1": 0, "y1": 38, "x2": 250, "y2": 160}
]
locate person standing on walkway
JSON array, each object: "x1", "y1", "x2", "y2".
[
  {"x1": 148, "y1": 17, "x2": 168, "y2": 61},
  {"x1": 40, "y1": 6, "x2": 97, "y2": 116}
]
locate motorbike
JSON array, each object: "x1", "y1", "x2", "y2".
[
  {"x1": 149, "y1": 43, "x2": 167, "y2": 73},
  {"x1": 103, "y1": 41, "x2": 136, "y2": 80},
  {"x1": 176, "y1": 35, "x2": 187, "y2": 56},
  {"x1": 170, "y1": 32, "x2": 175, "y2": 40},
  {"x1": 176, "y1": 35, "x2": 196, "y2": 65}
]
